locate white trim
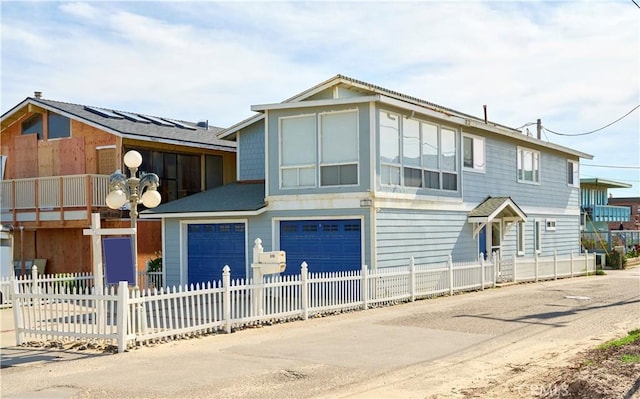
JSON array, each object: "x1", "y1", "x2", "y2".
[
  {"x1": 95, "y1": 145, "x2": 117, "y2": 150},
  {"x1": 264, "y1": 112, "x2": 269, "y2": 197},
  {"x1": 517, "y1": 146, "x2": 541, "y2": 185},
  {"x1": 567, "y1": 159, "x2": 580, "y2": 188},
  {"x1": 545, "y1": 219, "x2": 557, "y2": 231},
  {"x1": 516, "y1": 221, "x2": 526, "y2": 256},
  {"x1": 533, "y1": 219, "x2": 542, "y2": 254},
  {"x1": 140, "y1": 208, "x2": 267, "y2": 219},
  {"x1": 462, "y1": 132, "x2": 486, "y2": 173},
  {"x1": 252, "y1": 95, "x2": 379, "y2": 111}
]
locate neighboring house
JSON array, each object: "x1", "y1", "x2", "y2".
[
  {"x1": 1, "y1": 93, "x2": 236, "y2": 275},
  {"x1": 607, "y1": 197, "x2": 639, "y2": 231},
  {"x1": 579, "y1": 178, "x2": 632, "y2": 232},
  {"x1": 143, "y1": 75, "x2": 593, "y2": 287}
]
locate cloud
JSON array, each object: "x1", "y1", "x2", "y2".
[{"x1": 1, "y1": 1, "x2": 638, "y2": 194}]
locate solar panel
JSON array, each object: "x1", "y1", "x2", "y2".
[
  {"x1": 84, "y1": 106, "x2": 124, "y2": 119},
  {"x1": 164, "y1": 118, "x2": 196, "y2": 130},
  {"x1": 140, "y1": 115, "x2": 174, "y2": 126},
  {"x1": 113, "y1": 111, "x2": 151, "y2": 123}
]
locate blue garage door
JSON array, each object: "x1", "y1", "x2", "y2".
[
  {"x1": 280, "y1": 219, "x2": 361, "y2": 275},
  {"x1": 187, "y1": 223, "x2": 246, "y2": 285}
]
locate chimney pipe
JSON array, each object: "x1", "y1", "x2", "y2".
[
  {"x1": 34, "y1": 91, "x2": 42, "y2": 99},
  {"x1": 483, "y1": 105, "x2": 487, "y2": 124},
  {"x1": 536, "y1": 119, "x2": 542, "y2": 139}
]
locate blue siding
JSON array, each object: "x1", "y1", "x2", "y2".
[
  {"x1": 238, "y1": 122, "x2": 265, "y2": 181},
  {"x1": 163, "y1": 219, "x2": 182, "y2": 287},
  {"x1": 376, "y1": 209, "x2": 476, "y2": 267}
]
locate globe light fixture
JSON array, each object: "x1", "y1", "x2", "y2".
[{"x1": 106, "y1": 150, "x2": 161, "y2": 286}]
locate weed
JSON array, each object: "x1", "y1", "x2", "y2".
[{"x1": 597, "y1": 329, "x2": 640, "y2": 350}]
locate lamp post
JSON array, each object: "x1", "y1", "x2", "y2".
[{"x1": 105, "y1": 150, "x2": 161, "y2": 287}]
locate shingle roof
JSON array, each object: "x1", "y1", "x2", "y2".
[
  {"x1": 142, "y1": 181, "x2": 266, "y2": 216},
  {"x1": 468, "y1": 196, "x2": 527, "y2": 220},
  {"x1": 3, "y1": 97, "x2": 236, "y2": 151}
]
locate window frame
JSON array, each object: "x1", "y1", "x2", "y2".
[
  {"x1": 567, "y1": 160, "x2": 579, "y2": 188},
  {"x1": 319, "y1": 109, "x2": 359, "y2": 187},
  {"x1": 517, "y1": 146, "x2": 541, "y2": 184},
  {"x1": 279, "y1": 110, "x2": 359, "y2": 189},
  {"x1": 533, "y1": 220, "x2": 542, "y2": 254},
  {"x1": 463, "y1": 133, "x2": 486, "y2": 173},
  {"x1": 21, "y1": 114, "x2": 43, "y2": 140},
  {"x1": 545, "y1": 219, "x2": 556, "y2": 231},
  {"x1": 516, "y1": 221, "x2": 525, "y2": 256},
  {"x1": 47, "y1": 112, "x2": 71, "y2": 140},
  {"x1": 380, "y1": 109, "x2": 459, "y2": 192}
]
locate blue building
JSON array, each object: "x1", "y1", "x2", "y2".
[{"x1": 144, "y1": 75, "x2": 593, "y2": 286}]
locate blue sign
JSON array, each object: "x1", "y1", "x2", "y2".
[{"x1": 103, "y1": 237, "x2": 135, "y2": 285}]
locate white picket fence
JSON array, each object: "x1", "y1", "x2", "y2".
[{"x1": 9, "y1": 251, "x2": 595, "y2": 353}]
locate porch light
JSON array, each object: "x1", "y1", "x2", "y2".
[{"x1": 106, "y1": 150, "x2": 161, "y2": 286}]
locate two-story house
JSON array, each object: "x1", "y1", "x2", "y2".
[
  {"x1": 1, "y1": 93, "x2": 236, "y2": 275},
  {"x1": 144, "y1": 75, "x2": 593, "y2": 287}
]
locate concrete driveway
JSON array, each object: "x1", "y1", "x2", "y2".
[{"x1": 1, "y1": 268, "x2": 639, "y2": 398}]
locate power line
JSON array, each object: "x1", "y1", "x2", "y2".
[
  {"x1": 633, "y1": 0, "x2": 640, "y2": 9},
  {"x1": 582, "y1": 164, "x2": 640, "y2": 169},
  {"x1": 543, "y1": 105, "x2": 640, "y2": 136}
]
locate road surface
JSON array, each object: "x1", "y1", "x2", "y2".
[{"x1": 1, "y1": 268, "x2": 639, "y2": 398}]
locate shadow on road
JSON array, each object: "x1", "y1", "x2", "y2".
[{"x1": 1, "y1": 346, "x2": 109, "y2": 368}]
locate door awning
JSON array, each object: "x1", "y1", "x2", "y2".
[{"x1": 468, "y1": 196, "x2": 527, "y2": 238}]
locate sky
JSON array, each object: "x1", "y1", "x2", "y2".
[{"x1": 1, "y1": 0, "x2": 639, "y2": 197}]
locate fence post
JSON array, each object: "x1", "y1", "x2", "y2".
[
  {"x1": 494, "y1": 254, "x2": 499, "y2": 285},
  {"x1": 534, "y1": 251, "x2": 539, "y2": 282},
  {"x1": 570, "y1": 251, "x2": 574, "y2": 278},
  {"x1": 480, "y1": 255, "x2": 485, "y2": 291},
  {"x1": 361, "y1": 264, "x2": 369, "y2": 310},
  {"x1": 584, "y1": 249, "x2": 589, "y2": 275},
  {"x1": 409, "y1": 257, "x2": 416, "y2": 302},
  {"x1": 31, "y1": 265, "x2": 38, "y2": 294},
  {"x1": 448, "y1": 254, "x2": 454, "y2": 296},
  {"x1": 116, "y1": 281, "x2": 128, "y2": 353},
  {"x1": 553, "y1": 250, "x2": 558, "y2": 280},
  {"x1": 223, "y1": 265, "x2": 231, "y2": 334},
  {"x1": 12, "y1": 278, "x2": 24, "y2": 346},
  {"x1": 301, "y1": 262, "x2": 309, "y2": 320}
]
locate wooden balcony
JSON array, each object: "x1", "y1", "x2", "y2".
[{"x1": 1, "y1": 174, "x2": 113, "y2": 228}]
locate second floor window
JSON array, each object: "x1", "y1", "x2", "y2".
[
  {"x1": 463, "y1": 134, "x2": 485, "y2": 172},
  {"x1": 567, "y1": 160, "x2": 579, "y2": 188},
  {"x1": 21, "y1": 114, "x2": 43, "y2": 139},
  {"x1": 280, "y1": 110, "x2": 359, "y2": 189},
  {"x1": 380, "y1": 110, "x2": 458, "y2": 191},
  {"x1": 517, "y1": 147, "x2": 540, "y2": 184},
  {"x1": 48, "y1": 112, "x2": 71, "y2": 139}
]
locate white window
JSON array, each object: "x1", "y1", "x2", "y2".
[
  {"x1": 320, "y1": 110, "x2": 358, "y2": 186},
  {"x1": 546, "y1": 219, "x2": 556, "y2": 231},
  {"x1": 280, "y1": 115, "x2": 316, "y2": 188},
  {"x1": 516, "y1": 221, "x2": 525, "y2": 255},
  {"x1": 380, "y1": 111, "x2": 401, "y2": 185},
  {"x1": 463, "y1": 134, "x2": 485, "y2": 172},
  {"x1": 517, "y1": 147, "x2": 540, "y2": 184},
  {"x1": 567, "y1": 160, "x2": 579, "y2": 188},
  {"x1": 534, "y1": 220, "x2": 542, "y2": 254}
]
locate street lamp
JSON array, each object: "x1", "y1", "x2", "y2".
[{"x1": 106, "y1": 150, "x2": 161, "y2": 287}]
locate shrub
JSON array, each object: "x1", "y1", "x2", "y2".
[
  {"x1": 605, "y1": 251, "x2": 627, "y2": 269},
  {"x1": 147, "y1": 251, "x2": 162, "y2": 272}
]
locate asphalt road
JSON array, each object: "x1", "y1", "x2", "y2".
[{"x1": 1, "y1": 268, "x2": 639, "y2": 399}]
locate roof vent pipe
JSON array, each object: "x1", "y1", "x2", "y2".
[
  {"x1": 536, "y1": 119, "x2": 542, "y2": 139},
  {"x1": 197, "y1": 120, "x2": 209, "y2": 130},
  {"x1": 34, "y1": 91, "x2": 42, "y2": 99},
  {"x1": 483, "y1": 105, "x2": 487, "y2": 124}
]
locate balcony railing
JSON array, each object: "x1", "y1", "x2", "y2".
[
  {"x1": 1, "y1": 174, "x2": 111, "y2": 224},
  {"x1": 588, "y1": 205, "x2": 631, "y2": 222}
]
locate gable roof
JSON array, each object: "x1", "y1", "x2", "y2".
[
  {"x1": 468, "y1": 196, "x2": 527, "y2": 223},
  {"x1": 1, "y1": 97, "x2": 236, "y2": 152},
  {"x1": 217, "y1": 74, "x2": 593, "y2": 160},
  {"x1": 141, "y1": 181, "x2": 266, "y2": 218}
]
